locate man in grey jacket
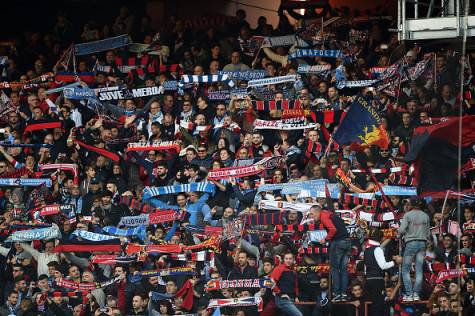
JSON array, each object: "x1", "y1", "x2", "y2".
[{"x1": 397, "y1": 198, "x2": 430, "y2": 302}]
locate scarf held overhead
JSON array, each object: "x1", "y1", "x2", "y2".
[{"x1": 142, "y1": 181, "x2": 215, "y2": 199}]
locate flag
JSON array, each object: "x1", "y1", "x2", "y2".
[
  {"x1": 333, "y1": 95, "x2": 389, "y2": 149},
  {"x1": 406, "y1": 116, "x2": 475, "y2": 193}
]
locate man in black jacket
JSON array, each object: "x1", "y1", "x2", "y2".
[
  {"x1": 364, "y1": 229, "x2": 402, "y2": 316},
  {"x1": 227, "y1": 251, "x2": 258, "y2": 281}
]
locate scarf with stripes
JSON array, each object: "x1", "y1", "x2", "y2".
[
  {"x1": 118, "y1": 210, "x2": 185, "y2": 227},
  {"x1": 184, "y1": 225, "x2": 223, "y2": 237},
  {"x1": 125, "y1": 141, "x2": 181, "y2": 153},
  {"x1": 251, "y1": 100, "x2": 302, "y2": 111},
  {"x1": 219, "y1": 70, "x2": 267, "y2": 80},
  {"x1": 247, "y1": 75, "x2": 297, "y2": 88},
  {"x1": 169, "y1": 251, "x2": 215, "y2": 263},
  {"x1": 276, "y1": 223, "x2": 323, "y2": 232},
  {"x1": 257, "y1": 179, "x2": 328, "y2": 193},
  {"x1": 242, "y1": 212, "x2": 282, "y2": 226},
  {"x1": 258, "y1": 201, "x2": 315, "y2": 213},
  {"x1": 342, "y1": 194, "x2": 388, "y2": 209},
  {"x1": 56, "y1": 276, "x2": 122, "y2": 291},
  {"x1": 74, "y1": 139, "x2": 120, "y2": 162},
  {"x1": 388, "y1": 173, "x2": 417, "y2": 186},
  {"x1": 39, "y1": 163, "x2": 78, "y2": 184},
  {"x1": 297, "y1": 64, "x2": 332, "y2": 74},
  {"x1": 299, "y1": 246, "x2": 328, "y2": 254},
  {"x1": 142, "y1": 181, "x2": 215, "y2": 199},
  {"x1": 254, "y1": 117, "x2": 316, "y2": 130},
  {"x1": 102, "y1": 225, "x2": 146, "y2": 241},
  {"x1": 304, "y1": 139, "x2": 322, "y2": 161},
  {"x1": 288, "y1": 49, "x2": 343, "y2": 60},
  {"x1": 205, "y1": 278, "x2": 274, "y2": 292},
  {"x1": 179, "y1": 74, "x2": 234, "y2": 94}
]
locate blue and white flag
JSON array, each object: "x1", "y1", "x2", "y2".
[
  {"x1": 11, "y1": 225, "x2": 61, "y2": 242},
  {"x1": 45, "y1": 82, "x2": 82, "y2": 95},
  {"x1": 143, "y1": 181, "x2": 216, "y2": 200},
  {"x1": 74, "y1": 35, "x2": 130, "y2": 56},
  {"x1": 72, "y1": 230, "x2": 119, "y2": 242}
]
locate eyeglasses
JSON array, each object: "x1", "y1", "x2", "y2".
[{"x1": 217, "y1": 108, "x2": 225, "y2": 111}]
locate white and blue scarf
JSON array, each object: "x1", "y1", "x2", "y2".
[
  {"x1": 288, "y1": 49, "x2": 343, "y2": 60},
  {"x1": 247, "y1": 75, "x2": 297, "y2": 88},
  {"x1": 297, "y1": 64, "x2": 331, "y2": 75},
  {"x1": 142, "y1": 181, "x2": 215, "y2": 200},
  {"x1": 0, "y1": 178, "x2": 52, "y2": 187},
  {"x1": 45, "y1": 82, "x2": 81, "y2": 95},
  {"x1": 11, "y1": 225, "x2": 61, "y2": 242},
  {"x1": 179, "y1": 74, "x2": 234, "y2": 94},
  {"x1": 63, "y1": 87, "x2": 96, "y2": 100},
  {"x1": 72, "y1": 230, "x2": 119, "y2": 242},
  {"x1": 102, "y1": 225, "x2": 146, "y2": 241},
  {"x1": 218, "y1": 70, "x2": 267, "y2": 81}
]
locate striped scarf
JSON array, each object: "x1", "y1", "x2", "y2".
[
  {"x1": 251, "y1": 100, "x2": 302, "y2": 111},
  {"x1": 0, "y1": 166, "x2": 35, "y2": 179},
  {"x1": 39, "y1": 163, "x2": 78, "y2": 184},
  {"x1": 242, "y1": 212, "x2": 282, "y2": 226},
  {"x1": 0, "y1": 178, "x2": 51, "y2": 187},
  {"x1": 342, "y1": 194, "x2": 389, "y2": 209},
  {"x1": 208, "y1": 296, "x2": 261, "y2": 308},
  {"x1": 310, "y1": 110, "x2": 346, "y2": 125},
  {"x1": 304, "y1": 139, "x2": 322, "y2": 160},
  {"x1": 142, "y1": 181, "x2": 215, "y2": 199},
  {"x1": 276, "y1": 223, "x2": 324, "y2": 232},
  {"x1": 179, "y1": 74, "x2": 234, "y2": 94},
  {"x1": 388, "y1": 173, "x2": 417, "y2": 186},
  {"x1": 218, "y1": 70, "x2": 267, "y2": 80},
  {"x1": 299, "y1": 246, "x2": 329, "y2": 254},
  {"x1": 102, "y1": 225, "x2": 146, "y2": 241}
]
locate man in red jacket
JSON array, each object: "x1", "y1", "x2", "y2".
[
  {"x1": 270, "y1": 252, "x2": 303, "y2": 316},
  {"x1": 311, "y1": 207, "x2": 351, "y2": 302}
]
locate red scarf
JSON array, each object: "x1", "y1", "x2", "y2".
[{"x1": 74, "y1": 140, "x2": 120, "y2": 162}]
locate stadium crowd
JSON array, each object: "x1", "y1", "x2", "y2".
[{"x1": 0, "y1": 1, "x2": 474, "y2": 316}]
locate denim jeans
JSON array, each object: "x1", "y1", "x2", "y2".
[
  {"x1": 275, "y1": 296, "x2": 303, "y2": 316},
  {"x1": 329, "y1": 239, "x2": 351, "y2": 295},
  {"x1": 402, "y1": 240, "x2": 426, "y2": 296}
]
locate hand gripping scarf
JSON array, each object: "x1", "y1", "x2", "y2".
[
  {"x1": 102, "y1": 225, "x2": 146, "y2": 241},
  {"x1": 205, "y1": 278, "x2": 275, "y2": 292},
  {"x1": 125, "y1": 141, "x2": 181, "y2": 153},
  {"x1": 142, "y1": 181, "x2": 215, "y2": 200},
  {"x1": 56, "y1": 276, "x2": 122, "y2": 291}
]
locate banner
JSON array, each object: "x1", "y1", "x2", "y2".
[
  {"x1": 74, "y1": 35, "x2": 130, "y2": 56},
  {"x1": 254, "y1": 117, "x2": 317, "y2": 130},
  {"x1": 97, "y1": 86, "x2": 163, "y2": 101}
]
